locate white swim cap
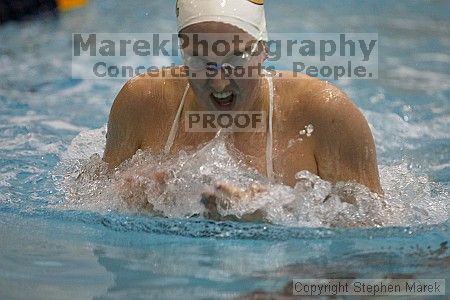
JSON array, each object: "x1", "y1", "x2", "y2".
[{"x1": 176, "y1": 0, "x2": 268, "y2": 41}]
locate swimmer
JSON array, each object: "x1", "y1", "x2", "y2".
[{"x1": 103, "y1": 0, "x2": 383, "y2": 214}]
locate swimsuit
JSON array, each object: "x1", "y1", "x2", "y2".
[{"x1": 163, "y1": 76, "x2": 275, "y2": 181}]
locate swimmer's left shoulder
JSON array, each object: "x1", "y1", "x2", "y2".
[
  {"x1": 273, "y1": 71, "x2": 353, "y2": 115},
  {"x1": 303, "y1": 79, "x2": 364, "y2": 130}
]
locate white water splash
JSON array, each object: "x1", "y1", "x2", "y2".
[{"x1": 53, "y1": 127, "x2": 448, "y2": 228}]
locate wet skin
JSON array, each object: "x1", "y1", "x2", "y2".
[{"x1": 103, "y1": 23, "x2": 383, "y2": 198}]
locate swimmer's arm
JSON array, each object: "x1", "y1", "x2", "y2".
[
  {"x1": 103, "y1": 81, "x2": 143, "y2": 168},
  {"x1": 312, "y1": 90, "x2": 383, "y2": 195}
]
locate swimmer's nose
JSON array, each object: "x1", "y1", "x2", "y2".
[
  {"x1": 209, "y1": 78, "x2": 231, "y2": 92},
  {"x1": 208, "y1": 68, "x2": 231, "y2": 92}
]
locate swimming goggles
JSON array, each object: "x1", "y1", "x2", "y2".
[{"x1": 181, "y1": 43, "x2": 260, "y2": 72}]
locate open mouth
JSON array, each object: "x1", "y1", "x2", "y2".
[{"x1": 210, "y1": 91, "x2": 235, "y2": 110}]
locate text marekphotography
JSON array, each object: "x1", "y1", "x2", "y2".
[{"x1": 72, "y1": 33, "x2": 378, "y2": 80}]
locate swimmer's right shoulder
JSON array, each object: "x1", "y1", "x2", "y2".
[
  {"x1": 108, "y1": 69, "x2": 189, "y2": 141},
  {"x1": 113, "y1": 68, "x2": 189, "y2": 112},
  {"x1": 104, "y1": 68, "x2": 189, "y2": 167}
]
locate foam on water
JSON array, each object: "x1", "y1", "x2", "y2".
[{"x1": 54, "y1": 126, "x2": 448, "y2": 228}]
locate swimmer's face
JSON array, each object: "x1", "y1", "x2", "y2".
[{"x1": 180, "y1": 22, "x2": 267, "y2": 111}]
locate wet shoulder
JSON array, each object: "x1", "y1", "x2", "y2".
[
  {"x1": 119, "y1": 68, "x2": 189, "y2": 113},
  {"x1": 108, "y1": 68, "x2": 189, "y2": 149},
  {"x1": 273, "y1": 70, "x2": 355, "y2": 119}
]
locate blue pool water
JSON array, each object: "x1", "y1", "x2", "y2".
[{"x1": 1, "y1": 0, "x2": 449, "y2": 299}]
